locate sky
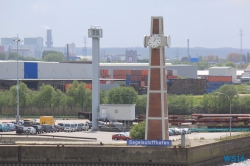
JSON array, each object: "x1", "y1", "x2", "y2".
[{"x1": 0, "y1": 0, "x2": 249, "y2": 49}]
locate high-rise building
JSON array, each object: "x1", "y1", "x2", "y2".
[{"x1": 46, "y1": 29, "x2": 53, "y2": 48}]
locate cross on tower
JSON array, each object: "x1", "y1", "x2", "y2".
[{"x1": 144, "y1": 16, "x2": 171, "y2": 140}]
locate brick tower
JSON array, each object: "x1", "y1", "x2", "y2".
[{"x1": 144, "y1": 16, "x2": 171, "y2": 140}]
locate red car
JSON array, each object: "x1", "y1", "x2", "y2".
[{"x1": 112, "y1": 133, "x2": 131, "y2": 140}]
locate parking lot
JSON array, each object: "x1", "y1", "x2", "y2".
[{"x1": 0, "y1": 119, "x2": 246, "y2": 146}]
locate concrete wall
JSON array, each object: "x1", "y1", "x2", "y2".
[{"x1": 0, "y1": 136, "x2": 250, "y2": 165}]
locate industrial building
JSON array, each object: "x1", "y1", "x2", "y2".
[
  {"x1": 0, "y1": 60, "x2": 245, "y2": 94},
  {"x1": 1, "y1": 37, "x2": 43, "y2": 58},
  {"x1": 0, "y1": 61, "x2": 197, "y2": 90}
]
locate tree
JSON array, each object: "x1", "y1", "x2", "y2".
[
  {"x1": 196, "y1": 62, "x2": 211, "y2": 70},
  {"x1": 9, "y1": 82, "x2": 33, "y2": 107},
  {"x1": 130, "y1": 121, "x2": 145, "y2": 139},
  {"x1": 43, "y1": 53, "x2": 65, "y2": 62},
  {"x1": 214, "y1": 84, "x2": 238, "y2": 114},
  {"x1": 226, "y1": 53, "x2": 241, "y2": 62},
  {"x1": 107, "y1": 86, "x2": 138, "y2": 104},
  {"x1": 225, "y1": 62, "x2": 236, "y2": 68},
  {"x1": 34, "y1": 84, "x2": 56, "y2": 107},
  {"x1": 42, "y1": 50, "x2": 64, "y2": 59},
  {"x1": 216, "y1": 62, "x2": 223, "y2": 67},
  {"x1": 198, "y1": 56, "x2": 203, "y2": 62},
  {"x1": 135, "y1": 95, "x2": 147, "y2": 115},
  {"x1": 137, "y1": 58, "x2": 149, "y2": 63},
  {"x1": 168, "y1": 94, "x2": 193, "y2": 114},
  {"x1": 0, "y1": 52, "x2": 8, "y2": 60},
  {"x1": 66, "y1": 81, "x2": 91, "y2": 109},
  {"x1": 8, "y1": 52, "x2": 19, "y2": 60},
  {"x1": 203, "y1": 55, "x2": 218, "y2": 62},
  {"x1": 100, "y1": 90, "x2": 107, "y2": 104},
  {"x1": 217, "y1": 84, "x2": 238, "y2": 100}
]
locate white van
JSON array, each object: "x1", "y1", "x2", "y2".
[
  {"x1": 82, "y1": 123, "x2": 89, "y2": 131},
  {"x1": 75, "y1": 123, "x2": 83, "y2": 131},
  {"x1": 64, "y1": 123, "x2": 73, "y2": 132}
]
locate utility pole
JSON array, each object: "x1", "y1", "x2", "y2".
[
  {"x1": 239, "y1": 29, "x2": 243, "y2": 56},
  {"x1": 176, "y1": 48, "x2": 179, "y2": 61},
  {"x1": 83, "y1": 36, "x2": 87, "y2": 55}
]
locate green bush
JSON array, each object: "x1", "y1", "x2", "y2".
[{"x1": 130, "y1": 121, "x2": 145, "y2": 139}]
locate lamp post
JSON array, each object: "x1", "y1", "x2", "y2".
[
  {"x1": 215, "y1": 92, "x2": 231, "y2": 137},
  {"x1": 13, "y1": 38, "x2": 22, "y2": 123}
]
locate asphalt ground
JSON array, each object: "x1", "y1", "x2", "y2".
[{"x1": 0, "y1": 119, "x2": 248, "y2": 146}]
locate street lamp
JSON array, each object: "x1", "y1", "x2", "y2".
[
  {"x1": 13, "y1": 38, "x2": 22, "y2": 123},
  {"x1": 215, "y1": 92, "x2": 231, "y2": 137}
]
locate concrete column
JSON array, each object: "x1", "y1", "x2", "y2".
[{"x1": 91, "y1": 38, "x2": 100, "y2": 131}]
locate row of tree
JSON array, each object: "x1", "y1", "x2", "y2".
[
  {"x1": 0, "y1": 50, "x2": 65, "y2": 62},
  {"x1": 1, "y1": 81, "x2": 250, "y2": 115}
]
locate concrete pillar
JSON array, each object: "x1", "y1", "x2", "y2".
[{"x1": 91, "y1": 37, "x2": 100, "y2": 131}]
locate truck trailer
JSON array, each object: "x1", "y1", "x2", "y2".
[{"x1": 39, "y1": 116, "x2": 55, "y2": 125}]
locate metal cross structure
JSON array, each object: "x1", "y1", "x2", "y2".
[
  {"x1": 88, "y1": 25, "x2": 103, "y2": 131},
  {"x1": 144, "y1": 16, "x2": 171, "y2": 140}
]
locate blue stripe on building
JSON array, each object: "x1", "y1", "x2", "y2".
[{"x1": 24, "y1": 62, "x2": 38, "y2": 79}]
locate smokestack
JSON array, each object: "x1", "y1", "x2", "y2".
[
  {"x1": 67, "y1": 44, "x2": 69, "y2": 60},
  {"x1": 46, "y1": 29, "x2": 53, "y2": 48}
]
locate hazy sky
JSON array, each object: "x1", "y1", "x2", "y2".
[{"x1": 0, "y1": 0, "x2": 249, "y2": 49}]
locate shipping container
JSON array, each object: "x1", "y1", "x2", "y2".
[
  {"x1": 113, "y1": 70, "x2": 127, "y2": 75},
  {"x1": 166, "y1": 69, "x2": 177, "y2": 76},
  {"x1": 130, "y1": 81, "x2": 141, "y2": 86},
  {"x1": 131, "y1": 70, "x2": 143, "y2": 76},
  {"x1": 113, "y1": 81, "x2": 126, "y2": 85},
  {"x1": 205, "y1": 76, "x2": 232, "y2": 82},
  {"x1": 167, "y1": 75, "x2": 178, "y2": 79},
  {"x1": 100, "y1": 80, "x2": 106, "y2": 84},
  {"x1": 126, "y1": 70, "x2": 131, "y2": 74},
  {"x1": 206, "y1": 82, "x2": 225, "y2": 87},
  {"x1": 65, "y1": 84, "x2": 70, "y2": 91},
  {"x1": 141, "y1": 81, "x2": 145, "y2": 87},
  {"x1": 142, "y1": 70, "x2": 148, "y2": 76},
  {"x1": 113, "y1": 75, "x2": 126, "y2": 79},
  {"x1": 126, "y1": 80, "x2": 131, "y2": 85},
  {"x1": 130, "y1": 75, "x2": 145, "y2": 82},
  {"x1": 100, "y1": 69, "x2": 109, "y2": 75},
  {"x1": 85, "y1": 84, "x2": 92, "y2": 90},
  {"x1": 209, "y1": 67, "x2": 237, "y2": 83},
  {"x1": 126, "y1": 74, "x2": 131, "y2": 81},
  {"x1": 167, "y1": 70, "x2": 173, "y2": 76}
]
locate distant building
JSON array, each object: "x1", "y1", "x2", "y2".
[
  {"x1": 125, "y1": 49, "x2": 139, "y2": 63},
  {"x1": 23, "y1": 37, "x2": 43, "y2": 58},
  {"x1": 1, "y1": 37, "x2": 43, "y2": 58},
  {"x1": 105, "y1": 49, "x2": 140, "y2": 63},
  {"x1": 46, "y1": 29, "x2": 53, "y2": 48},
  {"x1": 181, "y1": 57, "x2": 189, "y2": 62},
  {"x1": 0, "y1": 46, "x2": 4, "y2": 53},
  {"x1": 64, "y1": 43, "x2": 76, "y2": 56}
]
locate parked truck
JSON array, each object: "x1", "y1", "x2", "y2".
[{"x1": 39, "y1": 116, "x2": 55, "y2": 125}]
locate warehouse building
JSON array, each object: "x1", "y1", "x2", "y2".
[{"x1": 0, "y1": 61, "x2": 197, "y2": 91}]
